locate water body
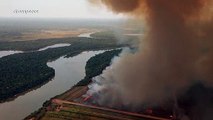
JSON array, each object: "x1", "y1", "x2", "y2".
[
  {"x1": 0, "y1": 43, "x2": 71, "y2": 59},
  {"x1": 0, "y1": 50, "x2": 23, "y2": 58},
  {"x1": 38, "y1": 43, "x2": 71, "y2": 51},
  {"x1": 78, "y1": 32, "x2": 96, "y2": 38},
  {"x1": 0, "y1": 50, "x2": 104, "y2": 120}
]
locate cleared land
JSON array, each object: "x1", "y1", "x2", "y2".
[{"x1": 41, "y1": 100, "x2": 170, "y2": 120}]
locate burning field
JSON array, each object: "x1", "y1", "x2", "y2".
[{"x1": 84, "y1": 0, "x2": 213, "y2": 120}]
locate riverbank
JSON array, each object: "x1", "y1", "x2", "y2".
[{"x1": 0, "y1": 75, "x2": 55, "y2": 104}]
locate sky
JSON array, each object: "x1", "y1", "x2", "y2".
[{"x1": 0, "y1": 0, "x2": 124, "y2": 19}]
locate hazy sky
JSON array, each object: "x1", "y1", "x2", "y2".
[{"x1": 0, "y1": 0, "x2": 124, "y2": 19}]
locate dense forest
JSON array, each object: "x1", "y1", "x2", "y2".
[
  {"x1": 91, "y1": 31, "x2": 140, "y2": 46},
  {"x1": 76, "y1": 49, "x2": 122, "y2": 86},
  {"x1": 0, "y1": 37, "x2": 126, "y2": 102},
  {"x1": 91, "y1": 31, "x2": 116, "y2": 39}
]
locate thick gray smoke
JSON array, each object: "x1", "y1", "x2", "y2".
[{"x1": 87, "y1": 0, "x2": 213, "y2": 119}]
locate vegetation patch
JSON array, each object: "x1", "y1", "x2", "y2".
[{"x1": 76, "y1": 49, "x2": 122, "y2": 86}]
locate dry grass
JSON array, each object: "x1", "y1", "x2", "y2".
[{"x1": 6, "y1": 28, "x2": 100, "y2": 41}]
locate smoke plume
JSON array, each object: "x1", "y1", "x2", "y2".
[{"x1": 88, "y1": 0, "x2": 213, "y2": 119}]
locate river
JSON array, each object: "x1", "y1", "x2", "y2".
[
  {"x1": 0, "y1": 43, "x2": 71, "y2": 59},
  {"x1": 78, "y1": 32, "x2": 96, "y2": 38},
  {"x1": 0, "y1": 31, "x2": 93, "y2": 58},
  {"x1": 38, "y1": 43, "x2": 71, "y2": 51},
  {"x1": 0, "y1": 50, "x2": 23, "y2": 58},
  {"x1": 0, "y1": 50, "x2": 104, "y2": 120}
]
